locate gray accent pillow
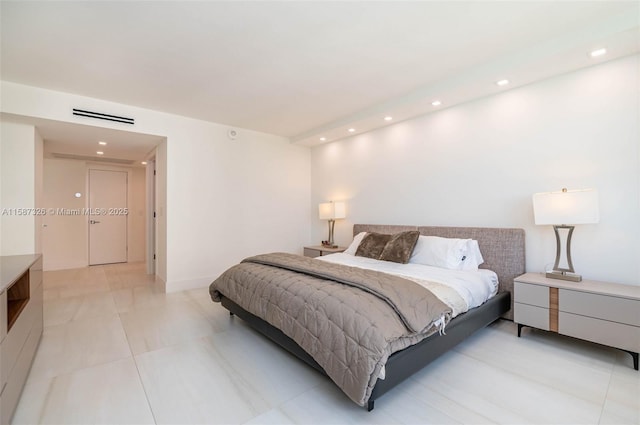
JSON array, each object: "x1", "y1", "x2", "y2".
[
  {"x1": 355, "y1": 232, "x2": 391, "y2": 259},
  {"x1": 380, "y1": 231, "x2": 420, "y2": 264}
]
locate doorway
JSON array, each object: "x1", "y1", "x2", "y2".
[{"x1": 88, "y1": 169, "x2": 128, "y2": 265}]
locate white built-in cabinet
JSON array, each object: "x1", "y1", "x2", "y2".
[{"x1": 0, "y1": 254, "x2": 43, "y2": 423}]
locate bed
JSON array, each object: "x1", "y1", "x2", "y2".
[{"x1": 210, "y1": 224, "x2": 525, "y2": 411}]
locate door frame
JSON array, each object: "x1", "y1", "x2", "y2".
[{"x1": 145, "y1": 158, "x2": 156, "y2": 275}]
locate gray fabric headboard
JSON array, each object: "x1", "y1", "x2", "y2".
[{"x1": 353, "y1": 224, "x2": 526, "y2": 320}]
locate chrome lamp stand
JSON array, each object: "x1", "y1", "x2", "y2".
[
  {"x1": 547, "y1": 225, "x2": 582, "y2": 282},
  {"x1": 325, "y1": 219, "x2": 337, "y2": 248}
]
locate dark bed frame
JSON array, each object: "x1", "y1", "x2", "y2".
[{"x1": 217, "y1": 224, "x2": 526, "y2": 410}]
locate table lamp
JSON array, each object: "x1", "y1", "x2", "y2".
[
  {"x1": 318, "y1": 201, "x2": 346, "y2": 248},
  {"x1": 532, "y1": 188, "x2": 599, "y2": 282}
]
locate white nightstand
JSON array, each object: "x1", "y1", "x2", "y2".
[
  {"x1": 303, "y1": 245, "x2": 346, "y2": 258},
  {"x1": 514, "y1": 272, "x2": 640, "y2": 370}
]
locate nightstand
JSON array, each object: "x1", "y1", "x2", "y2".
[
  {"x1": 303, "y1": 245, "x2": 346, "y2": 258},
  {"x1": 514, "y1": 272, "x2": 640, "y2": 370}
]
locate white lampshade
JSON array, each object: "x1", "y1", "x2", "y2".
[
  {"x1": 533, "y1": 188, "x2": 599, "y2": 225},
  {"x1": 319, "y1": 202, "x2": 346, "y2": 220}
]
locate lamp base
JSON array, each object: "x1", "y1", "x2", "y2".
[{"x1": 546, "y1": 271, "x2": 582, "y2": 282}]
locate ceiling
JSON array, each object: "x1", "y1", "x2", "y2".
[
  {"x1": 1, "y1": 1, "x2": 639, "y2": 149},
  {"x1": 1, "y1": 113, "x2": 164, "y2": 165}
]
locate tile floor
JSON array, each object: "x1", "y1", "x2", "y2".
[{"x1": 11, "y1": 262, "x2": 640, "y2": 424}]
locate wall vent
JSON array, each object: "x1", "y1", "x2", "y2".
[{"x1": 72, "y1": 108, "x2": 134, "y2": 125}]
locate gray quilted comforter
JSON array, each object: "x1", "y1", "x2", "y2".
[{"x1": 209, "y1": 252, "x2": 452, "y2": 406}]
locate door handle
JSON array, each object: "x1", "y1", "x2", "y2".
[{"x1": 90, "y1": 220, "x2": 101, "y2": 224}]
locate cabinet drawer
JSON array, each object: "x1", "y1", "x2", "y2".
[
  {"x1": 559, "y1": 289, "x2": 639, "y2": 327},
  {"x1": 514, "y1": 282, "x2": 549, "y2": 308},
  {"x1": 559, "y1": 312, "x2": 640, "y2": 353},
  {"x1": 0, "y1": 297, "x2": 36, "y2": 388},
  {"x1": 0, "y1": 322, "x2": 42, "y2": 425},
  {"x1": 514, "y1": 302, "x2": 549, "y2": 331}
]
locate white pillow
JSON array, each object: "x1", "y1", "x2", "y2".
[
  {"x1": 459, "y1": 239, "x2": 484, "y2": 271},
  {"x1": 344, "y1": 232, "x2": 368, "y2": 255},
  {"x1": 409, "y1": 236, "x2": 469, "y2": 269}
]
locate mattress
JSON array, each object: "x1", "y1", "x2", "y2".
[{"x1": 317, "y1": 252, "x2": 499, "y2": 318}]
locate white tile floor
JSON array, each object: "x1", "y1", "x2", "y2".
[{"x1": 11, "y1": 262, "x2": 640, "y2": 424}]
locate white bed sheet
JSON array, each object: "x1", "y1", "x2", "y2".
[
  {"x1": 316, "y1": 252, "x2": 498, "y2": 318},
  {"x1": 317, "y1": 253, "x2": 499, "y2": 381}
]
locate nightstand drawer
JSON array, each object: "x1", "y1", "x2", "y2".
[
  {"x1": 303, "y1": 248, "x2": 321, "y2": 258},
  {"x1": 559, "y1": 312, "x2": 640, "y2": 353},
  {"x1": 303, "y1": 246, "x2": 346, "y2": 258},
  {"x1": 560, "y1": 289, "x2": 640, "y2": 327},
  {"x1": 514, "y1": 272, "x2": 639, "y2": 370},
  {"x1": 514, "y1": 302, "x2": 549, "y2": 331},
  {"x1": 514, "y1": 282, "x2": 549, "y2": 308}
]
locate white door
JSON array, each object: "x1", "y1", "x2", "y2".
[{"x1": 89, "y1": 169, "x2": 128, "y2": 265}]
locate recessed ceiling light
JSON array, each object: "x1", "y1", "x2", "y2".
[
  {"x1": 590, "y1": 48, "x2": 607, "y2": 58},
  {"x1": 141, "y1": 161, "x2": 147, "y2": 165},
  {"x1": 98, "y1": 141, "x2": 107, "y2": 146},
  {"x1": 431, "y1": 100, "x2": 442, "y2": 106},
  {"x1": 348, "y1": 128, "x2": 355, "y2": 133},
  {"x1": 496, "y1": 79, "x2": 510, "y2": 86},
  {"x1": 320, "y1": 137, "x2": 326, "y2": 141},
  {"x1": 96, "y1": 151, "x2": 104, "y2": 155},
  {"x1": 384, "y1": 116, "x2": 393, "y2": 121}
]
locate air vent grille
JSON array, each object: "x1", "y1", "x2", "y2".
[{"x1": 72, "y1": 108, "x2": 134, "y2": 125}]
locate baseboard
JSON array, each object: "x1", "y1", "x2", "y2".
[
  {"x1": 165, "y1": 276, "x2": 211, "y2": 293},
  {"x1": 43, "y1": 260, "x2": 88, "y2": 271}
]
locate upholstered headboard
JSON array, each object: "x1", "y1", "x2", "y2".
[{"x1": 353, "y1": 224, "x2": 526, "y2": 319}]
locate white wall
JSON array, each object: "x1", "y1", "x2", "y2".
[
  {"x1": 311, "y1": 55, "x2": 640, "y2": 286},
  {"x1": 165, "y1": 119, "x2": 310, "y2": 291},
  {"x1": 0, "y1": 81, "x2": 311, "y2": 291},
  {"x1": 155, "y1": 141, "x2": 167, "y2": 283},
  {"x1": 34, "y1": 129, "x2": 44, "y2": 254},
  {"x1": 128, "y1": 166, "x2": 146, "y2": 262},
  {"x1": 42, "y1": 159, "x2": 87, "y2": 269},
  {"x1": 0, "y1": 121, "x2": 42, "y2": 255}
]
